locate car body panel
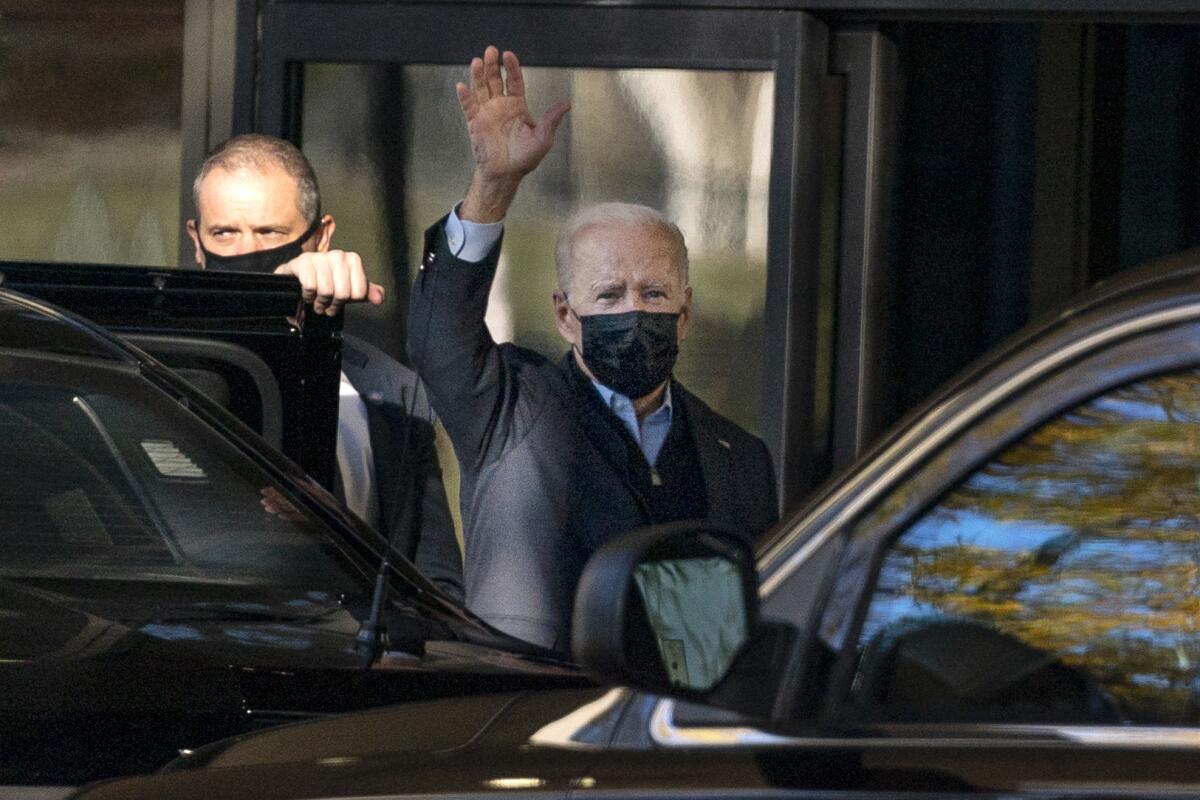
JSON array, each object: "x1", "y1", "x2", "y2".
[
  {"x1": 0, "y1": 260, "x2": 342, "y2": 486},
  {"x1": 71, "y1": 687, "x2": 1200, "y2": 798}
]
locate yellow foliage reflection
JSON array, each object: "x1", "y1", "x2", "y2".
[{"x1": 861, "y1": 370, "x2": 1200, "y2": 723}]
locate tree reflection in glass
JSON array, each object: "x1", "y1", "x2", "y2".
[{"x1": 861, "y1": 370, "x2": 1200, "y2": 723}]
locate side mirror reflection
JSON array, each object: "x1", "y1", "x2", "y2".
[
  {"x1": 573, "y1": 522, "x2": 758, "y2": 699},
  {"x1": 631, "y1": 556, "x2": 748, "y2": 692}
]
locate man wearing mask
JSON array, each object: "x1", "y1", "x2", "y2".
[
  {"x1": 408, "y1": 48, "x2": 777, "y2": 650},
  {"x1": 188, "y1": 133, "x2": 463, "y2": 602}
]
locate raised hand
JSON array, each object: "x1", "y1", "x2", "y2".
[{"x1": 457, "y1": 47, "x2": 570, "y2": 222}]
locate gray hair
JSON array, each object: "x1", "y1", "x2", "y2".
[
  {"x1": 192, "y1": 134, "x2": 321, "y2": 223},
  {"x1": 553, "y1": 202, "x2": 689, "y2": 293}
]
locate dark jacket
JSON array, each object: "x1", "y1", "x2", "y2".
[
  {"x1": 407, "y1": 221, "x2": 777, "y2": 650},
  {"x1": 340, "y1": 333, "x2": 463, "y2": 602}
]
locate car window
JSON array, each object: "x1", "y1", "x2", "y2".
[
  {"x1": 849, "y1": 368, "x2": 1200, "y2": 725},
  {"x1": 0, "y1": 352, "x2": 363, "y2": 592}
]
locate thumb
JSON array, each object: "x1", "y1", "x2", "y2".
[
  {"x1": 535, "y1": 100, "x2": 571, "y2": 143},
  {"x1": 368, "y1": 282, "x2": 386, "y2": 305}
]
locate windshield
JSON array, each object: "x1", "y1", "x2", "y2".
[{"x1": 0, "y1": 349, "x2": 365, "y2": 593}]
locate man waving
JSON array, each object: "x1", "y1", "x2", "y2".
[{"x1": 409, "y1": 47, "x2": 777, "y2": 650}]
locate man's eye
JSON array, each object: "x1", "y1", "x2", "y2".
[
  {"x1": 645, "y1": 290, "x2": 666, "y2": 300},
  {"x1": 596, "y1": 292, "x2": 619, "y2": 301}
]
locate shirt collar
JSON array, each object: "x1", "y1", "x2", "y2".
[{"x1": 590, "y1": 379, "x2": 673, "y2": 420}]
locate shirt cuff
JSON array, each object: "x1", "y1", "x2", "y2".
[{"x1": 445, "y1": 203, "x2": 505, "y2": 263}]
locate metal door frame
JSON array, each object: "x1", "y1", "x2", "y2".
[{"x1": 252, "y1": 2, "x2": 835, "y2": 510}]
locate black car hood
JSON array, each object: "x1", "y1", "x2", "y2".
[
  {"x1": 0, "y1": 575, "x2": 585, "y2": 785},
  {"x1": 71, "y1": 690, "x2": 1200, "y2": 800},
  {"x1": 72, "y1": 686, "x2": 623, "y2": 799}
]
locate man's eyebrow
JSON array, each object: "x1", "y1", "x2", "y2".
[{"x1": 588, "y1": 278, "x2": 624, "y2": 293}]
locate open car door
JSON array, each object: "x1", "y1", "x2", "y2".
[{"x1": 0, "y1": 260, "x2": 341, "y2": 488}]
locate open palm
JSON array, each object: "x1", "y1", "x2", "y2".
[{"x1": 457, "y1": 48, "x2": 570, "y2": 180}]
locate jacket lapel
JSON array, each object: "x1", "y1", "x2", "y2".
[
  {"x1": 560, "y1": 354, "x2": 651, "y2": 519},
  {"x1": 678, "y1": 385, "x2": 738, "y2": 529}
]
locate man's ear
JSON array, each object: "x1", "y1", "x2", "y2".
[
  {"x1": 315, "y1": 214, "x2": 336, "y2": 252},
  {"x1": 185, "y1": 219, "x2": 205, "y2": 268},
  {"x1": 553, "y1": 291, "x2": 578, "y2": 346},
  {"x1": 677, "y1": 285, "x2": 693, "y2": 343}
]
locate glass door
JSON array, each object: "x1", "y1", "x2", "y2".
[{"x1": 252, "y1": 2, "x2": 870, "y2": 516}]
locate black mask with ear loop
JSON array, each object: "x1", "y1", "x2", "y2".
[
  {"x1": 198, "y1": 214, "x2": 324, "y2": 273},
  {"x1": 571, "y1": 305, "x2": 680, "y2": 399}
]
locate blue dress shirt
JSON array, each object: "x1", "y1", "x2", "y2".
[{"x1": 590, "y1": 380, "x2": 674, "y2": 467}]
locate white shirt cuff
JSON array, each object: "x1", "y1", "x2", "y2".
[{"x1": 445, "y1": 204, "x2": 504, "y2": 263}]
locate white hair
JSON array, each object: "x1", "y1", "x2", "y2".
[{"x1": 553, "y1": 202, "x2": 689, "y2": 293}]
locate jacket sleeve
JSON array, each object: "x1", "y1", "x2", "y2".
[
  {"x1": 411, "y1": 422, "x2": 464, "y2": 603},
  {"x1": 407, "y1": 218, "x2": 516, "y2": 472}
]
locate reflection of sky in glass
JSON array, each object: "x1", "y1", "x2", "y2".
[
  {"x1": 902, "y1": 511, "x2": 1069, "y2": 552},
  {"x1": 1092, "y1": 395, "x2": 1168, "y2": 420},
  {"x1": 858, "y1": 370, "x2": 1200, "y2": 723}
]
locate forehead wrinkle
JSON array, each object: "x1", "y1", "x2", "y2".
[
  {"x1": 568, "y1": 222, "x2": 687, "y2": 294},
  {"x1": 587, "y1": 275, "x2": 624, "y2": 291}
]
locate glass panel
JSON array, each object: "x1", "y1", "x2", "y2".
[
  {"x1": 301, "y1": 63, "x2": 773, "y2": 536},
  {"x1": 0, "y1": 353, "x2": 362, "y2": 593},
  {"x1": 300, "y1": 63, "x2": 772, "y2": 435},
  {"x1": 852, "y1": 370, "x2": 1200, "y2": 724},
  {"x1": 0, "y1": 2, "x2": 184, "y2": 266}
]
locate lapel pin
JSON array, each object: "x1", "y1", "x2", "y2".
[{"x1": 717, "y1": 438, "x2": 732, "y2": 450}]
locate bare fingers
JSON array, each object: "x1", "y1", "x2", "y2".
[
  {"x1": 502, "y1": 50, "x2": 524, "y2": 97},
  {"x1": 456, "y1": 82, "x2": 475, "y2": 119},
  {"x1": 470, "y1": 55, "x2": 488, "y2": 108},
  {"x1": 484, "y1": 45, "x2": 503, "y2": 98},
  {"x1": 535, "y1": 100, "x2": 572, "y2": 144},
  {"x1": 276, "y1": 251, "x2": 383, "y2": 317}
]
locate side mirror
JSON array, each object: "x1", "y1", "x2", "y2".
[{"x1": 572, "y1": 521, "x2": 758, "y2": 698}]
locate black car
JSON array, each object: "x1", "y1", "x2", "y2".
[
  {"x1": 73, "y1": 247, "x2": 1200, "y2": 799},
  {"x1": 0, "y1": 271, "x2": 587, "y2": 793}
]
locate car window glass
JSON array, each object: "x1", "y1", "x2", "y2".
[
  {"x1": 0, "y1": 355, "x2": 363, "y2": 594},
  {"x1": 850, "y1": 369, "x2": 1200, "y2": 725}
]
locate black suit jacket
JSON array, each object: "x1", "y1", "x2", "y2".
[
  {"x1": 408, "y1": 220, "x2": 777, "y2": 650},
  {"x1": 340, "y1": 333, "x2": 463, "y2": 602}
]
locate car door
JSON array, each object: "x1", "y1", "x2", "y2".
[
  {"x1": 632, "y1": 261, "x2": 1200, "y2": 794},
  {"x1": 0, "y1": 259, "x2": 341, "y2": 488}
]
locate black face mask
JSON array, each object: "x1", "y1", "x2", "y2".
[
  {"x1": 575, "y1": 309, "x2": 680, "y2": 399},
  {"x1": 198, "y1": 215, "x2": 323, "y2": 273}
]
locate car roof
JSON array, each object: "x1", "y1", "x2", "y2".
[{"x1": 0, "y1": 287, "x2": 137, "y2": 364}]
